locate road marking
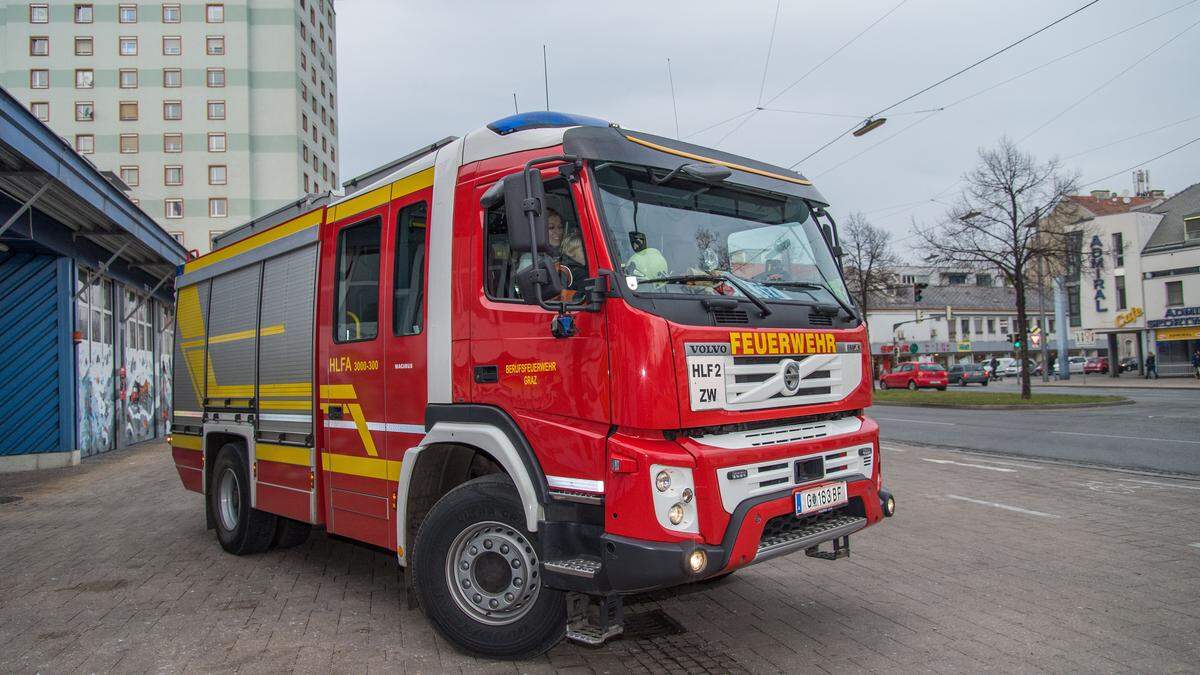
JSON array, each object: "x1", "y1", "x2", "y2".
[
  {"x1": 875, "y1": 417, "x2": 955, "y2": 426},
  {"x1": 1190, "y1": 543, "x2": 1200, "y2": 550},
  {"x1": 1118, "y1": 478, "x2": 1200, "y2": 491},
  {"x1": 964, "y1": 457, "x2": 1043, "y2": 470},
  {"x1": 880, "y1": 445, "x2": 907, "y2": 453},
  {"x1": 946, "y1": 494, "x2": 1061, "y2": 518},
  {"x1": 922, "y1": 458, "x2": 1016, "y2": 473},
  {"x1": 1051, "y1": 431, "x2": 1200, "y2": 445}
]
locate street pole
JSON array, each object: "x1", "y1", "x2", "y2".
[
  {"x1": 1035, "y1": 211, "x2": 1050, "y2": 383},
  {"x1": 1054, "y1": 277, "x2": 1070, "y2": 380}
]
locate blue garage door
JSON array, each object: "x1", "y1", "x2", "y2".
[{"x1": 0, "y1": 252, "x2": 70, "y2": 457}]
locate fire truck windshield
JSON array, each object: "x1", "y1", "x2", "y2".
[{"x1": 592, "y1": 163, "x2": 850, "y2": 307}]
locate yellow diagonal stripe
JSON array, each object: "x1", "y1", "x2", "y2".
[
  {"x1": 346, "y1": 403, "x2": 378, "y2": 457},
  {"x1": 256, "y1": 444, "x2": 312, "y2": 467},
  {"x1": 321, "y1": 452, "x2": 401, "y2": 481}
]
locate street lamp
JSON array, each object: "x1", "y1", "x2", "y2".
[
  {"x1": 853, "y1": 117, "x2": 887, "y2": 137},
  {"x1": 959, "y1": 210, "x2": 981, "y2": 221}
]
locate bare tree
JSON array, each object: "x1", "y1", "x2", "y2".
[
  {"x1": 841, "y1": 212, "x2": 899, "y2": 315},
  {"x1": 913, "y1": 137, "x2": 1078, "y2": 399}
]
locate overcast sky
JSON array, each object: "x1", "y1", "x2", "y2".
[{"x1": 333, "y1": 0, "x2": 1200, "y2": 258}]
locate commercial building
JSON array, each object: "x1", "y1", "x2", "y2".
[
  {"x1": 1, "y1": 85, "x2": 186, "y2": 471},
  {"x1": 1140, "y1": 184, "x2": 1200, "y2": 376},
  {"x1": 0, "y1": 0, "x2": 339, "y2": 253}
]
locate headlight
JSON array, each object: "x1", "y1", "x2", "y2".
[
  {"x1": 687, "y1": 549, "x2": 708, "y2": 573},
  {"x1": 681, "y1": 487, "x2": 693, "y2": 503},
  {"x1": 668, "y1": 503, "x2": 685, "y2": 525},
  {"x1": 655, "y1": 470, "x2": 671, "y2": 492}
]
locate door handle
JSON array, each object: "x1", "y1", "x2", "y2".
[
  {"x1": 474, "y1": 365, "x2": 498, "y2": 384},
  {"x1": 327, "y1": 404, "x2": 343, "y2": 420}
]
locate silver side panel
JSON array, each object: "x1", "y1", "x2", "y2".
[
  {"x1": 258, "y1": 244, "x2": 318, "y2": 437},
  {"x1": 206, "y1": 264, "x2": 262, "y2": 401},
  {"x1": 426, "y1": 138, "x2": 463, "y2": 404}
]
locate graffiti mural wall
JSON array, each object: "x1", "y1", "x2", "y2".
[
  {"x1": 77, "y1": 275, "x2": 115, "y2": 457},
  {"x1": 123, "y1": 291, "x2": 157, "y2": 445},
  {"x1": 158, "y1": 306, "x2": 174, "y2": 438}
]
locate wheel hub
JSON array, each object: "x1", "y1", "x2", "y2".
[
  {"x1": 446, "y1": 521, "x2": 540, "y2": 625},
  {"x1": 217, "y1": 467, "x2": 241, "y2": 531}
]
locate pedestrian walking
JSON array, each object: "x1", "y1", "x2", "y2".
[
  {"x1": 1145, "y1": 353, "x2": 1158, "y2": 379},
  {"x1": 1191, "y1": 349, "x2": 1200, "y2": 379},
  {"x1": 990, "y1": 357, "x2": 1000, "y2": 381}
]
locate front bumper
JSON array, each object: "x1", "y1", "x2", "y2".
[{"x1": 542, "y1": 477, "x2": 881, "y2": 594}]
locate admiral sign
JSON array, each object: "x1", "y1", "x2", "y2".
[{"x1": 1147, "y1": 306, "x2": 1200, "y2": 329}]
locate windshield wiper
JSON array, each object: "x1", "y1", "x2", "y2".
[
  {"x1": 758, "y1": 280, "x2": 860, "y2": 324},
  {"x1": 637, "y1": 273, "x2": 772, "y2": 317}
]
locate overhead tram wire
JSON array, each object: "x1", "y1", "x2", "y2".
[
  {"x1": 797, "y1": 1, "x2": 1195, "y2": 183},
  {"x1": 1061, "y1": 113, "x2": 1200, "y2": 161},
  {"x1": 667, "y1": 58, "x2": 681, "y2": 138},
  {"x1": 788, "y1": 0, "x2": 1103, "y2": 169},
  {"x1": 681, "y1": 107, "x2": 757, "y2": 140},
  {"x1": 1079, "y1": 136, "x2": 1200, "y2": 189},
  {"x1": 1018, "y1": 15, "x2": 1200, "y2": 144},
  {"x1": 715, "y1": 0, "x2": 784, "y2": 148}
]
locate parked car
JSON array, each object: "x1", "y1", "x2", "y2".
[
  {"x1": 880, "y1": 362, "x2": 948, "y2": 391},
  {"x1": 948, "y1": 363, "x2": 989, "y2": 386},
  {"x1": 1084, "y1": 356, "x2": 1110, "y2": 374},
  {"x1": 1119, "y1": 357, "x2": 1139, "y2": 372},
  {"x1": 1068, "y1": 356, "x2": 1088, "y2": 373}
]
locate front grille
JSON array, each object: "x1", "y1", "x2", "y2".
[
  {"x1": 713, "y1": 434, "x2": 873, "y2": 512},
  {"x1": 758, "y1": 508, "x2": 865, "y2": 556}
]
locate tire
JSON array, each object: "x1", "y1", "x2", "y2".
[
  {"x1": 907, "y1": 380, "x2": 917, "y2": 391},
  {"x1": 412, "y1": 474, "x2": 565, "y2": 659},
  {"x1": 959, "y1": 379, "x2": 966, "y2": 387},
  {"x1": 273, "y1": 517, "x2": 312, "y2": 549},
  {"x1": 210, "y1": 443, "x2": 277, "y2": 555},
  {"x1": 982, "y1": 380, "x2": 989, "y2": 387},
  {"x1": 936, "y1": 387, "x2": 946, "y2": 391},
  {"x1": 879, "y1": 379, "x2": 888, "y2": 390}
]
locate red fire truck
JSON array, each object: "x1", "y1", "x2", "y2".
[{"x1": 170, "y1": 112, "x2": 894, "y2": 658}]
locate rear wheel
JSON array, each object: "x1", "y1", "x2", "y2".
[
  {"x1": 412, "y1": 474, "x2": 565, "y2": 659},
  {"x1": 210, "y1": 443, "x2": 277, "y2": 555},
  {"x1": 982, "y1": 380, "x2": 989, "y2": 386},
  {"x1": 907, "y1": 380, "x2": 917, "y2": 391},
  {"x1": 879, "y1": 379, "x2": 888, "y2": 390}
]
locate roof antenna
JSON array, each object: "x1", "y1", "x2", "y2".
[
  {"x1": 667, "y1": 58, "x2": 680, "y2": 138},
  {"x1": 543, "y1": 44, "x2": 550, "y2": 111},
  {"x1": 512, "y1": 92, "x2": 519, "y2": 114}
]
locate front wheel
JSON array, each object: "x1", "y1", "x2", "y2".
[
  {"x1": 879, "y1": 379, "x2": 889, "y2": 390},
  {"x1": 907, "y1": 380, "x2": 917, "y2": 391},
  {"x1": 412, "y1": 474, "x2": 565, "y2": 659}
]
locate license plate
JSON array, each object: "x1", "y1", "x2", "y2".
[{"x1": 795, "y1": 481, "x2": 848, "y2": 515}]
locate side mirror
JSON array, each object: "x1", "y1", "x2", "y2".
[
  {"x1": 514, "y1": 256, "x2": 564, "y2": 305},
  {"x1": 504, "y1": 170, "x2": 548, "y2": 253}
]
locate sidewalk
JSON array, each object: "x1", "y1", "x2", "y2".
[{"x1": 1036, "y1": 375, "x2": 1200, "y2": 390}]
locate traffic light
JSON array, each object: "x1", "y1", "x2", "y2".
[
  {"x1": 913, "y1": 282, "x2": 928, "y2": 303},
  {"x1": 1012, "y1": 333, "x2": 1022, "y2": 349}
]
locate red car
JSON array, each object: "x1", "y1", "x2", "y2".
[
  {"x1": 880, "y1": 362, "x2": 948, "y2": 391},
  {"x1": 1084, "y1": 357, "x2": 1109, "y2": 374}
]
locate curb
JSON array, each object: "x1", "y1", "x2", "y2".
[
  {"x1": 871, "y1": 398, "x2": 1132, "y2": 411},
  {"x1": 1037, "y1": 382, "x2": 1200, "y2": 392}
]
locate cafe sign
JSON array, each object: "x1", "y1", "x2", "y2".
[{"x1": 1114, "y1": 306, "x2": 1143, "y2": 328}]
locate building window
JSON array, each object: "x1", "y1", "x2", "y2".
[
  {"x1": 162, "y1": 36, "x2": 181, "y2": 55},
  {"x1": 164, "y1": 165, "x2": 183, "y2": 186},
  {"x1": 119, "y1": 166, "x2": 139, "y2": 187},
  {"x1": 300, "y1": 51, "x2": 306, "y2": 69},
  {"x1": 973, "y1": 317, "x2": 983, "y2": 334},
  {"x1": 162, "y1": 3, "x2": 180, "y2": 22},
  {"x1": 74, "y1": 4, "x2": 93, "y2": 23},
  {"x1": 75, "y1": 102, "x2": 94, "y2": 122},
  {"x1": 334, "y1": 217, "x2": 382, "y2": 342},
  {"x1": 302, "y1": 145, "x2": 309, "y2": 162},
  {"x1": 209, "y1": 198, "x2": 228, "y2": 218},
  {"x1": 1048, "y1": 318, "x2": 1055, "y2": 334},
  {"x1": 959, "y1": 317, "x2": 970, "y2": 336},
  {"x1": 1166, "y1": 280, "x2": 1184, "y2": 307},
  {"x1": 986, "y1": 318, "x2": 996, "y2": 334},
  {"x1": 1115, "y1": 275, "x2": 1127, "y2": 310},
  {"x1": 303, "y1": 173, "x2": 310, "y2": 192},
  {"x1": 119, "y1": 101, "x2": 138, "y2": 121},
  {"x1": 1068, "y1": 285, "x2": 1081, "y2": 327},
  {"x1": 119, "y1": 69, "x2": 138, "y2": 88},
  {"x1": 75, "y1": 37, "x2": 94, "y2": 56},
  {"x1": 207, "y1": 100, "x2": 226, "y2": 120},
  {"x1": 975, "y1": 273, "x2": 992, "y2": 287},
  {"x1": 75, "y1": 134, "x2": 94, "y2": 154},
  {"x1": 206, "y1": 36, "x2": 225, "y2": 55},
  {"x1": 209, "y1": 230, "x2": 224, "y2": 248},
  {"x1": 30, "y1": 37, "x2": 49, "y2": 56},
  {"x1": 1185, "y1": 216, "x2": 1200, "y2": 241},
  {"x1": 207, "y1": 132, "x2": 226, "y2": 152},
  {"x1": 30, "y1": 69, "x2": 49, "y2": 89},
  {"x1": 163, "y1": 133, "x2": 183, "y2": 152},
  {"x1": 206, "y1": 68, "x2": 225, "y2": 88},
  {"x1": 30, "y1": 101, "x2": 49, "y2": 121},
  {"x1": 119, "y1": 134, "x2": 139, "y2": 153},
  {"x1": 163, "y1": 100, "x2": 182, "y2": 120},
  {"x1": 330, "y1": 147, "x2": 336, "y2": 162},
  {"x1": 208, "y1": 165, "x2": 227, "y2": 185},
  {"x1": 119, "y1": 36, "x2": 138, "y2": 56},
  {"x1": 163, "y1": 68, "x2": 182, "y2": 88},
  {"x1": 119, "y1": 4, "x2": 137, "y2": 22},
  {"x1": 1111, "y1": 231, "x2": 1124, "y2": 267},
  {"x1": 207, "y1": 4, "x2": 224, "y2": 22},
  {"x1": 30, "y1": 4, "x2": 49, "y2": 23},
  {"x1": 999, "y1": 319, "x2": 1009, "y2": 335},
  {"x1": 301, "y1": 113, "x2": 308, "y2": 131},
  {"x1": 165, "y1": 199, "x2": 183, "y2": 219},
  {"x1": 170, "y1": 232, "x2": 185, "y2": 245}
]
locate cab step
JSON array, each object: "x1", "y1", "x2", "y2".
[
  {"x1": 544, "y1": 556, "x2": 602, "y2": 578},
  {"x1": 565, "y1": 592, "x2": 623, "y2": 646}
]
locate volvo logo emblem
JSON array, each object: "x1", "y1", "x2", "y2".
[{"x1": 780, "y1": 359, "x2": 802, "y2": 395}]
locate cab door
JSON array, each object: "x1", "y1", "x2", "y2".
[
  {"x1": 318, "y1": 202, "x2": 392, "y2": 548},
  {"x1": 467, "y1": 170, "x2": 612, "y2": 492}
]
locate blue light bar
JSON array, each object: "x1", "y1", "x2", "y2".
[{"x1": 487, "y1": 111, "x2": 609, "y2": 136}]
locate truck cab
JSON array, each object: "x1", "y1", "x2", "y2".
[{"x1": 171, "y1": 112, "x2": 891, "y2": 659}]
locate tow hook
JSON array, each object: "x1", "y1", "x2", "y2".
[{"x1": 879, "y1": 489, "x2": 896, "y2": 517}]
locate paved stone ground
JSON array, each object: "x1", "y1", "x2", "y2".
[{"x1": 1, "y1": 440, "x2": 1198, "y2": 673}]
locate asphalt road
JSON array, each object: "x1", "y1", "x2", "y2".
[{"x1": 871, "y1": 380, "x2": 1200, "y2": 475}]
